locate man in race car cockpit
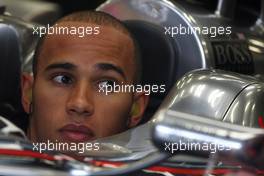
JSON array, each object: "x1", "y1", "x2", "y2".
[{"x1": 20, "y1": 11, "x2": 149, "y2": 145}]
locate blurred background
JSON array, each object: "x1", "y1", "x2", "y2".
[{"x1": 0, "y1": 0, "x2": 262, "y2": 26}]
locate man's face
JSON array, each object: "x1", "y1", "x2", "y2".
[{"x1": 23, "y1": 22, "x2": 146, "y2": 143}]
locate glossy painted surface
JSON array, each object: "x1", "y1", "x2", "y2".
[
  {"x1": 160, "y1": 69, "x2": 264, "y2": 128},
  {"x1": 98, "y1": 0, "x2": 209, "y2": 80},
  {"x1": 224, "y1": 83, "x2": 264, "y2": 128},
  {"x1": 166, "y1": 69, "x2": 261, "y2": 122},
  {"x1": 152, "y1": 69, "x2": 264, "y2": 168},
  {"x1": 98, "y1": 0, "x2": 264, "y2": 80}
]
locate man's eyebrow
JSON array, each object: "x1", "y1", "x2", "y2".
[
  {"x1": 95, "y1": 63, "x2": 126, "y2": 80},
  {"x1": 45, "y1": 62, "x2": 77, "y2": 71}
]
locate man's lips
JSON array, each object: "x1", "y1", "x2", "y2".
[{"x1": 59, "y1": 124, "x2": 95, "y2": 142}]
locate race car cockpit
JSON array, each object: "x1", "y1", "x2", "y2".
[{"x1": 0, "y1": 0, "x2": 264, "y2": 176}]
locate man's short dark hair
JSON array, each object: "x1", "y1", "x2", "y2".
[{"x1": 33, "y1": 11, "x2": 141, "y2": 83}]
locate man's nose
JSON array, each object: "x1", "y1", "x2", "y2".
[{"x1": 66, "y1": 83, "x2": 94, "y2": 117}]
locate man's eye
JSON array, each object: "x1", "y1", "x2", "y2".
[{"x1": 53, "y1": 75, "x2": 73, "y2": 85}]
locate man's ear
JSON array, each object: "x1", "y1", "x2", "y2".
[
  {"x1": 21, "y1": 72, "x2": 33, "y2": 114},
  {"x1": 128, "y1": 92, "x2": 149, "y2": 128}
]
